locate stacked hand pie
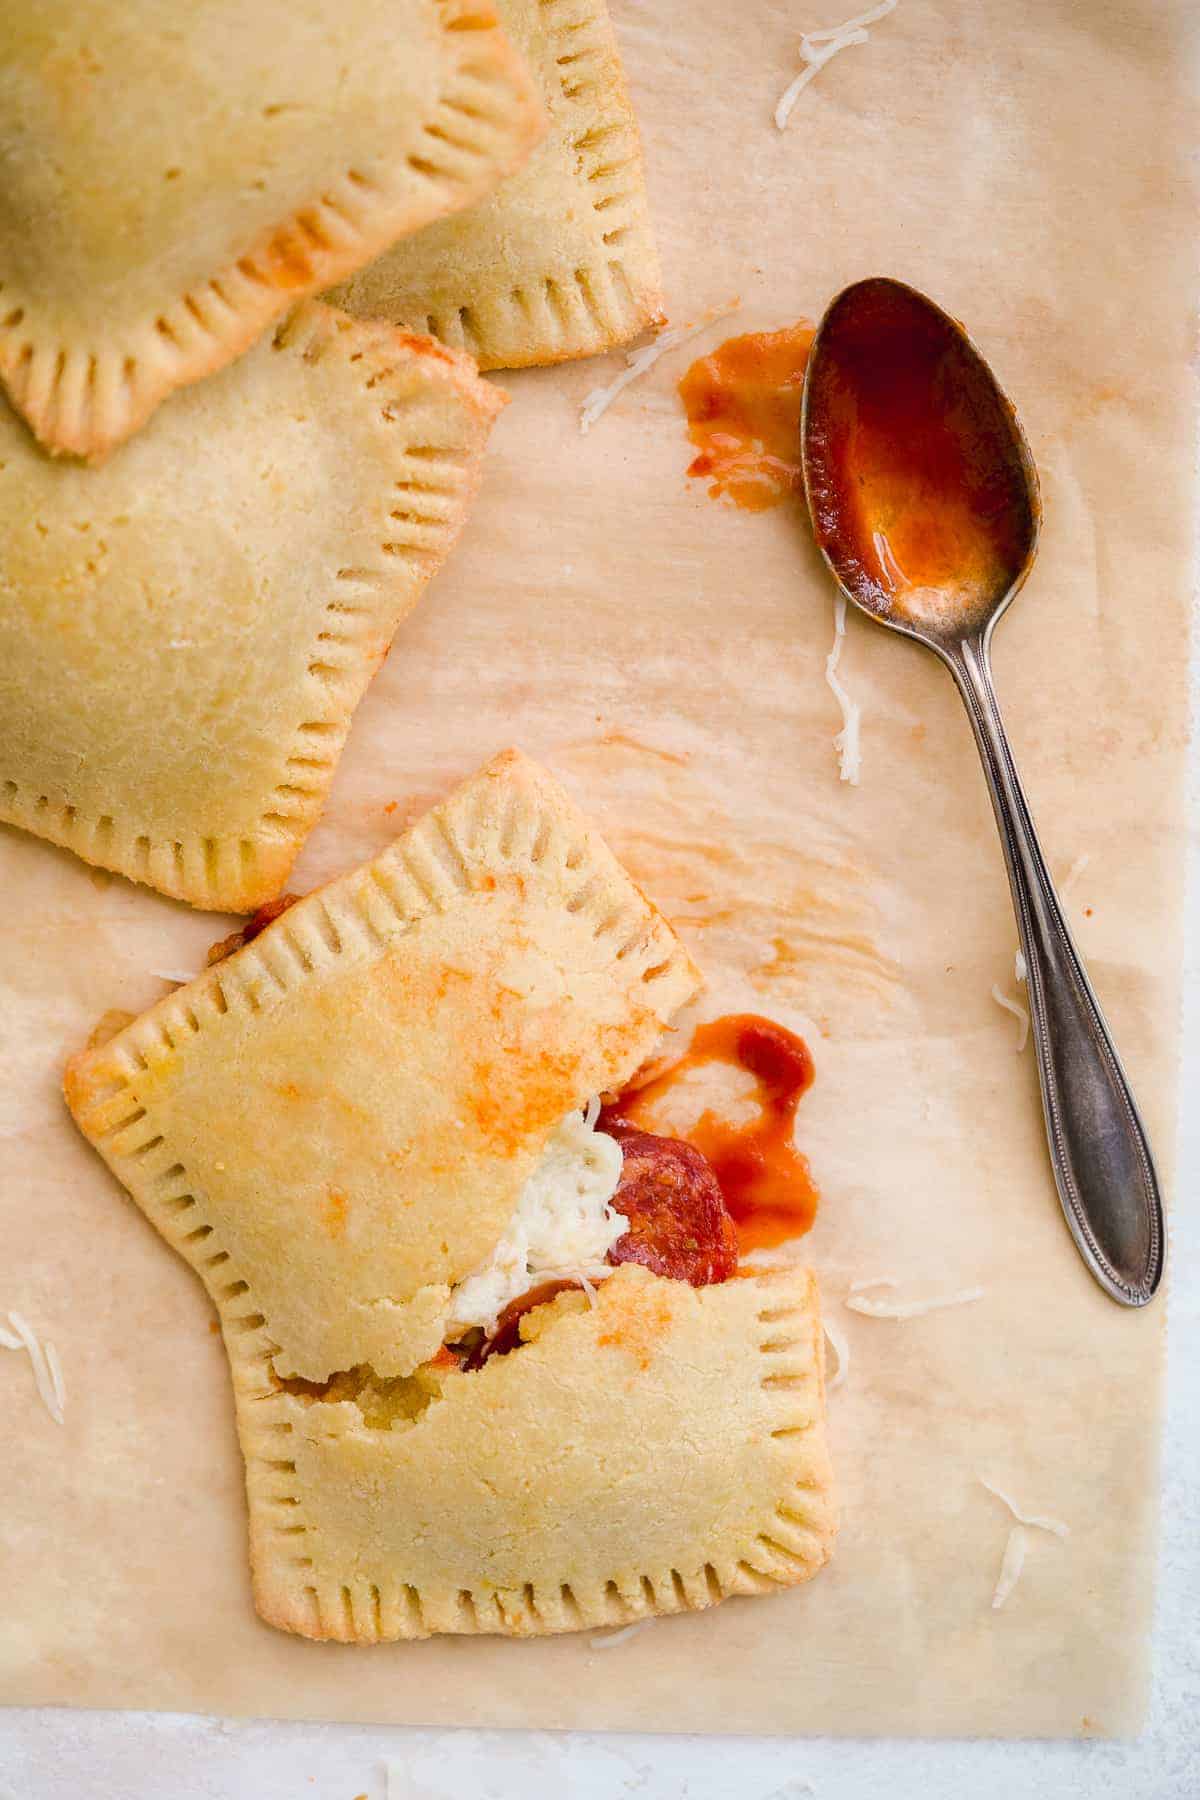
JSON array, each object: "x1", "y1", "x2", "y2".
[{"x1": 0, "y1": 0, "x2": 664, "y2": 902}]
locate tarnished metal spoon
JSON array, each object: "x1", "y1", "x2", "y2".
[{"x1": 800, "y1": 276, "x2": 1164, "y2": 1306}]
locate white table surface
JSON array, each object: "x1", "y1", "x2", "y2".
[{"x1": 2, "y1": 550, "x2": 1197, "y2": 1800}]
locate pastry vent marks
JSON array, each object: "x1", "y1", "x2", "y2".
[
  {"x1": 251, "y1": 1280, "x2": 831, "y2": 1642},
  {"x1": 0, "y1": 2, "x2": 541, "y2": 459}
]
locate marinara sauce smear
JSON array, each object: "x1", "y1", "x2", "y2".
[
  {"x1": 679, "y1": 324, "x2": 814, "y2": 511},
  {"x1": 601, "y1": 1013, "x2": 819, "y2": 1253}
]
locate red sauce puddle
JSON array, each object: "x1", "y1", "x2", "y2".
[
  {"x1": 601, "y1": 1013, "x2": 818, "y2": 1252},
  {"x1": 678, "y1": 324, "x2": 814, "y2": 512}
]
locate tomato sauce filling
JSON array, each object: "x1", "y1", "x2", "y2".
[
  {"x1": 467, "y1": 1013, "x2": 817, "y2": 1365},
  {"x1": 207, "y1": 892, "x2": 301, "y2": 965},
  {"x1": 600, "y1": 1014, "x2": 818, "y2": 1252}
]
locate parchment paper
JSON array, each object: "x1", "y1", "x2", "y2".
[{"x1": 1, "y1": 0, "x2": 1195, "y2": 1738}]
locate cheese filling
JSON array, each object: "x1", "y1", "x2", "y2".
[{"x1": 448, "y1": 1099, "x2": 627, "y2": 1334}]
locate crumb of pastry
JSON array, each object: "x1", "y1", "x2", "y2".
[
  {"x1": 517, "y1": 1288, "x2": 590, "y2": 1346},
  {"x1": 273, "y1": 1354, "x2": 461, "y2": 1431}
]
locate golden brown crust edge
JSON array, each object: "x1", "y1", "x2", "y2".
[
  {"x1": 64, "y1": 758, "x2": 833, "y2": 1640},
  {"x1": 63, "y1": 749, "x2": 703, "y2": 1382},
  {"x1": 330, "y1": 0, "x2": 664, "y2": 371},
  {"x1": 0, "y1": 303, "x2": 506, "y2": 911},
  {"x1": 243, "y1": 1267, "x2": 835, "y2": 1642},
  {"x1": 0, "y1": 2, "x2": 543, "y2": 461}
]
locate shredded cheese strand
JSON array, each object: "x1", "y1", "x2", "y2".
[
  {"x1": 991, "y1": 1524, "x2": 1028, "y2": 1610},
  {"x1": 980, "y1": 1478, "x2": 1070, "y2": 1539},
  {"x1": 0, "y1": 1322, "x2": 22, "y2": 1350},
  {"x1": 589, "y1": 1621, "x2": 653, "y2": 1650},
  {"x1": 558, "y1": 1269, "x2": 600, "y2": 1308},
  {"x1": 6, "y1": 1311, "x2": 64, "y2": 1425},
  {"x1": 45, "y1": 1341, "x2": 66, "y2": 1417},
  {"x1": 774, "y1": 31, "x2": 867, "y2": 127},
  {"x1": 991, "y1": 983, "x2": 1030, "y2": 1052},
  {"x1": 824, "y1": 594, "x2": 862, "y2": 784},
  {"x1": 801, "y1": 0, "x2": 899, "y2": 45},
  {"x1": 823, "y1": 1318, "x2": 849, "y2": 1392},
  {"x1": 848, "y1": 1275, "x2": 896, "y2": 1295},
  {"x1": 1014, "y1": 950, "x2": 1027, "y2": 984},
  {"x1": 152, "y1": 969, "x2": 196, "y2": 985},
  {"x1": 1061, "y1": 852, "x2": 1091, "y2": 896},
  {"x1": 579, "y1": 300, "x2": 740, "y2": 434},
  {"x1": 845, "y1": 1285, "x2": 985, "y2": 1320},
  {"x1": 775, "y1": 0, "x2": 898, "y2": 130}
]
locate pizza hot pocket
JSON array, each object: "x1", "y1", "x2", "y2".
[{"x1": 65, "y1": 750, "x2": 835, "y2": 1639}]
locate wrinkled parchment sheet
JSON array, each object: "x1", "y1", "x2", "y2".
[{"x1": 1, "y1": 0, "x2": 1195, "y2": 1738}]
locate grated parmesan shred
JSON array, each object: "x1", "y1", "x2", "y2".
[
  {"x1": 589, "y1": 1620, "x2": 653, "y2": 1650},
  {"x1": 578, "y1": 300, "x2": 740, "y2": 434},
  {"x1": 823, "y1": 1318, "x2": 849, "y2": 1392},
  {"x1": 991, "y1": 983, "x2": 1030, "y2": 1052},
  {"x1": 5, "y1": 1311, "x2": 64, "y2": 1426},
  {"x1": 991, "y1": 1524, "x2": 1028, "y2": 1610},
  {"x1": 980, "y1": 1477, "x2": 1070, "y2": 1540},
  {"x1": 775, "y1": 0, "x2": 898, "y2": 130},
  {"x1": 1062, "y1": 852, "x2": 1091, "y2": 896},
  {"x1": 46, "y1": 1341, "x2": 66, "y2": 1417},
  {"x1": 1014, "y1": 950, "x2": 1027, "y2": 984},
  {"x1": 825, "y1": 594, "x2": 862, "y2": 785},
  {"x1": 557, "y1": 1268, "x2": 599, "y2": 1308},
  {"x1": 152, "y1": 968, "x2": 196, "y2": 985},
  {"x1": 845, "y1": 1284, "x2": 985, "y2": 1320}
]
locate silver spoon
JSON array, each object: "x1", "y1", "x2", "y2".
[{"x1": 800, "y1": 276, "x2": 1164, "y2": 1306}]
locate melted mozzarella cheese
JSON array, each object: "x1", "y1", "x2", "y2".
[
  {"x1": 448, "y1": 1101, "x2": 627, "y2": 1333},
  {"x1": 825, "y1": 593, "x2": 862, "y2": 785}
]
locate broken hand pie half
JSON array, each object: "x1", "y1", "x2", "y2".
[
  {"x1": 329, "y1": 0, "x2": 663, "y2": 369},
  {"x1": 0, "y1": 0, "x2": 543, "y2": 458},
  {"x1": 65, "y1": 752, "x2": 835, "y2": 1640},
  {"x1": 0, "y1": 301, "x2": 502, "y2": 911}
]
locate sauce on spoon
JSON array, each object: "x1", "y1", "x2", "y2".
[{"x1": 801, "y1": 279, "x2": 1038, "y2": 628}]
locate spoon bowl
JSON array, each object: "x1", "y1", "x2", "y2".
[
  {"x1": 802, "y1": 277, "x2": 1041, "y2": 648},
  {"x1": 801, "y1": 277, "x2": 1164, "y2": 1307}
]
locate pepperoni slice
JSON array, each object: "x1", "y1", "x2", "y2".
[
  {"x1": 603, "y1": 1126, "x2": 738, "y2": 1285},
  {"x1": 461, "y1": 1279, "x2": 578, "y2": 1371},
  {"x1": 461, "y1": 1128, "x2": 737, "y2": 1370}
]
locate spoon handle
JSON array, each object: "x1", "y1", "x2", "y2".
[{"x1": 948, "y1": 635, "x2": 1164, "y2": 1306}]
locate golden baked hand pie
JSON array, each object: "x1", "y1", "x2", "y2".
[
  {"x1": 0, "y1": 301, "x2": 503, "y2": 911},
  {"x1": 328, "y1": 0, "x2": 663, "y2": 369},
  {"x1": 65, "y1": 751, "x2": 835, "y2": 1640},
  {"x1": 0, "y1": 0, "x2": 543, "y2": 459}
]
